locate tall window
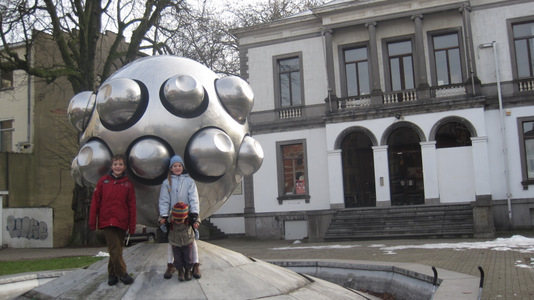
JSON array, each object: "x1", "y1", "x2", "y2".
[
  {"x1": 1, "y1": 70, "x2": 13, "y2": 89},
  {"x1": 344, "y1": 46, "x2": 370, "y2": 96},
  {"x1": 513, "y1": 21, "x2": 534, "y2": 78},
  {"x1": 388, "y1": 40, "x2": 415, "y2": 91},
  {"x1": 0, "y1": 120, "x2": 14, "y2": 152},
  {"x1": 518, "y1": 117, "x2": 534, "y2": 188},
  {"x1": 276, "y1": 140, "x2": 309, "y2": 202},
  {"x1": 277, "y1": 56, "x2": 302, "y2": 107},
  {"x1": 433, "y1": 33, "x2": 462, "y2": 86}
]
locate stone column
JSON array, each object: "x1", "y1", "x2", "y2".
[
  {"x1": 322, "y1": 28, "x2": 338, "y2": 112},
  {"x1": 420, "y1": 141, "x2": 439, "y2": 204},
  {"x1": 471, "y1": 137, "x2": 491, "y2": 196},
  {"x1": 327, "y1": 149, "x2": 345, "y2": 209},
  {"x1": 412, "y1": 14, "x2": 430, "y2": 100},
  {"x1": 372, "y1": 145, "x2": 391, "y2": 206},
  {"x1": 460, "y1": 3, "x2": 481, "y2": 96},
  {"x1": 365, "y1": 22, "x2": 383, "y2": 105},
  {"x1": 243, "y1": 175, "x2": 257, "y2": 237},
  {"x1": 471, "y1": 136, "x2": 495, "y2": 238}
]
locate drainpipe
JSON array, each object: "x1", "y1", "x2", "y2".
[
  {"x1": 27, "y1": 50, "x2": 32, "y2": 145},
  {"x1": 480, "y1": 41, "x2": 512, "y2": 225}
]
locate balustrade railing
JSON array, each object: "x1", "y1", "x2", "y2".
[
  {"x1": 338, "y1": 95, "x2": 371, "y2": 110},
  {"x1": 279, "y1": 107, "x2": 302, "y2": 119},
  {"x1": 518, "y1": 78, "x2": 534, "y2": 92},
  {"x1": 383, "y1": 90, "x2": 417, "y2": 104}
]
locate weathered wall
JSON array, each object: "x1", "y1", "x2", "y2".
[{"x1": 2, "y1": 207, "x2": 53, "y2": 248}]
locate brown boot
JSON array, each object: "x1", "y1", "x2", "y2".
[
  {"x1": 163, "y1": 263, "x2": 175, "y2": 279},
  {"x1": 193, "y1": 263, "x2": 202, "y2": 279},
  {"x1": 177, "y1": 268, "x2": 185, "y2": 281},
  {"x1": 185, "y1": 268, "x2": 192, "y2": 281}
]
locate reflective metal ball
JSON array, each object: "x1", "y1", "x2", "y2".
[{"x1": 67, "y1": 55, "x2": 263, "y2": 225}]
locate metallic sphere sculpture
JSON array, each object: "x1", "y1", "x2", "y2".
[{"x1": 67, "y1": 55, "x2": 264, "y2": 226}]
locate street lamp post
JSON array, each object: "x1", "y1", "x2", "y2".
[{"x1": 479, "y1": 41, "x2": 512, "y2": 226}]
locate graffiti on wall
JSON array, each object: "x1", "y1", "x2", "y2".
[{"x1": 6, "y1": 215, "x2": 49, "y2": 240}]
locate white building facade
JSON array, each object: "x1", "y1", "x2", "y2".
[{"x1": 210, "y1": 0, "x2": 534, "y2": 240}]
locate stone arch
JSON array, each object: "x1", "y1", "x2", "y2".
[
  {"x1": 380, "y1": 121, "x2": 426, "y2": 146},
  {"x1": 337, "y1": 126, "x2": 377, "y2": 207},
  {"x1": 429, "y1": 115, "x2": 478, "y2": 141},
  {"x1": 334, "y1": 126, "x2": 378, "y2": 150}
]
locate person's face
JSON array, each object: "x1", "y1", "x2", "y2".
[
  {"x1": 111, "y1": 159, "x2": 126, "y2": 177},
  {"x1": 170, "y1": 162, "x2": 183, "y2": 175}
]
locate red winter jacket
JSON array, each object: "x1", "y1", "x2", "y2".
[{"x1": 89, "y1": 173, "x2": 136, "y2": 234}]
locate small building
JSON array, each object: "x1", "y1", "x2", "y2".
[
  {"x1": 0, "y1": 31, "x2": 126, "y2": 247},
  {"x1": 209, "y1": 0, "x2": 534, "y2": 240}
]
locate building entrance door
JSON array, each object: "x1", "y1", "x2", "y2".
[
  {"x1": 387, "y1": 127, "x2": 424, "y2": 205},
  {"x1": 341, "y1": 132, "x2": 376, "y2": 207}
]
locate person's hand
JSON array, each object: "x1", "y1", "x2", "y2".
[
  {"x1": 193, "y1": 222, "x2": 199, "y2": 229},
  {"x1": 160, "y1": 218, "x2": 166, "y2": 225}
]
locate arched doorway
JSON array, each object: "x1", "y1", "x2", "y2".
[
  {"x1": 387, "y1": 127, "x2": 424, "y2": 205},
  {"x1": 341, "y1": 131, "x2": 376, "y2": 207}
]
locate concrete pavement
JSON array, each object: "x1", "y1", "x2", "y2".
[{"x1": 0, "y1": 235, "x2": 532, "y2": 299}]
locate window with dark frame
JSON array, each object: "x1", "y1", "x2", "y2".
[
  {"x1": 388, "y1": 40, "x2": 415, "y2": 91},
  {"x1": 0, "y1": 120, "x2": 14, "y2": 152},
  {"x1": 513, "y1": 21, "x2": 534, "y2": 78},
  {"x1": 519, "y1": 118, "x2": 534, "y2": 188},
  {"x1": 1, "y1": 70, "x2": 13, "y2": 89},
  {"x1": 432, "y1": 33, "x2": 463, "y2": 86},
  {"x1": 278, "y1": 57, "x2": 302, "y2": 107},
  {"x1": 276, "y1": 140, "x2": 310, "y2": 203},
  {"x1": 343, "y1": 46, "x2": 370, "y2": 97}
]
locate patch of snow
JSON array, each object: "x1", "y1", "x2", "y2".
[{"x1": 95, "y1": 251, "x2": 109, "y2": 257}]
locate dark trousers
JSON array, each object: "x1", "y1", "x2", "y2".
[
  {"x1": 172, "y1": 244, "x2": 193, "y2": 270},
  {"x1": 103, "y1": 226, "x2": 127, "y2": 276}
]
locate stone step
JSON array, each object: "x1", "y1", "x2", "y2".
[{"x1": 324, "y1": 203, "x2": 474, "y2": 241}]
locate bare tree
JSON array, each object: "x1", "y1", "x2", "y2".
[
  {"x1": 226, "y1": 0, "x2": 328, "y2": 28},
  {"x1": 152, "y1": 1, "x2": 239, "y2": 76},
  {"x1": 0, "y1": 0, "x2": 189, "y2": 91},
  {"x1": 155, "y1": 0, "x2": 329, "y2": 77},
  {"x1": 0, "y1": 0, "x2": 190, "y2": 245}
]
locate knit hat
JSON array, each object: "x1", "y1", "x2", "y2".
[
  {"x1": 171, "y1": 202, "x2": 189, "y2": 221},
  {"x1": 169, "y1": 155, "x2": 184, "y2": 169}
]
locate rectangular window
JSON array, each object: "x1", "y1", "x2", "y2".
[
  {"x1": 276, "y1": 140, "x2": 310, "y2": 203},
  {"x1": 513, "y1": 21, "x2": 534, "y2": 78},
  {"x1": 388, "y1": 40, "x2": 414, "y2": 91},
  {"x1": 0, "y1": 120, "x2": 14, "y2": 152},
  {"x1": 518, "y1": 117, "x2": 534, "y2": 189},
  {"x1": 277, "y1": 56, "x2": 302, "y2": 107},
  {"x1": 344, "y1": 46, "x2": 370, "y2": 96},
  {"x1": 1, "y1": 70, "x2": 13, "y2": 89},
  {"x1": 433, "y1": 33, "x2": 462, "y2": 86}
]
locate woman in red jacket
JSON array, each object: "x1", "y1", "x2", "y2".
[{"x1": 89, "y1": 154, "x2": 136, "y2": 286}]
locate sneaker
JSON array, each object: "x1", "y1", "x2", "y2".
[
  {"x1": 108, "y1": 275, "x2": 118, "y2": 286},
  {"x1": 164, "y1": 263, "x2": 175, "y2": 279},
  {"x1": 185, "y1": 269, "x2": 192, "y2": 281},
  {"x1": 193, "y1": 263, "x2": 202, "y2": 279},
  {"x1": 119, "y1": 274, "x2": 134, "y2": 285}
]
